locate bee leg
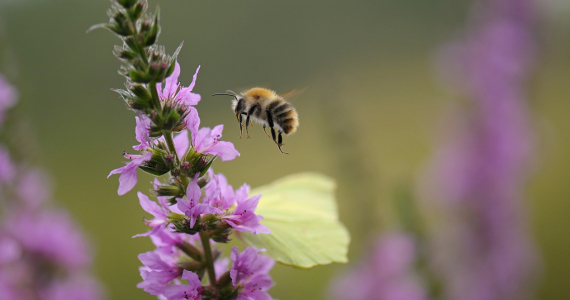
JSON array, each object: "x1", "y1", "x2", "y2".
[
  {"x1": 245, "y1": 105, "x2": 258, "y2": 139},
  {"x1": 245, "y1": 115, "x2": 251, "y2": 138},
  {"x1": 266, "y1": 110, "x2": 277, "y2": 143},
  {"x1": 277, "y1": 132, "x2": 288, "y2": 154},
  {"x1": 238, "y1": 113, "x2": 243, "y2": 139},
  {"x1": 263, "y1": 125, "x2": 272, "y2": 138},
  {"x1": 234, "y1": 99, "x2": 246, "y2": 138}
]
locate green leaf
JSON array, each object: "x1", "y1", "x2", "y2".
[{"x1": 237, "y1": 173, "x2": 350, "y2": 269}]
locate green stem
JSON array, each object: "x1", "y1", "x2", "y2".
[
  {"x1": 149, "y1": 80, "x2": 162, "y2": 112},
  {"x1": 162, "y1": 130, "x2": 180, "y2": 163},
  {"x1": 199, "y1": 231, "x2": 217, "y2": 287}
]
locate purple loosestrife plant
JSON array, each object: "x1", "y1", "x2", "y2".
[
  {"x1": 91, "y1": 1, "x2": 276, "y2": 299},
  {"x1": 419, "y1": 0, "x2": 539, "y2": 299},
  {"x1": 0, "y1": 76, "x2": 104, "y2": 300}
]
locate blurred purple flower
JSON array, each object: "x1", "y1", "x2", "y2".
[
  {"x1": 0, "y1": 74, "x2": 104, "y2": 299},
  {"x1": 40, "y1": 275, "x2": 105, "y2": 300},
  {"x1": 419, "y1": 1, "x2": 539, "y2": 299},
  {"x1": 4, "y1": 209, "x2": 91, "y2": 270},
  {"x1": 0, "y1": 75, "x2": 17, "y2": 126},
  {"x1": 0, "y1": 146, "x2": 14, "y2": 184},
  {"x1": 329, "y1": 232, "x2": 428, "y2": 300},
  {"x1": 17, "y1": 168, "x2": 52, "y2": 209}
]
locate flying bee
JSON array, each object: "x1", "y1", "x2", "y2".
[{"x1": 212, "y1": 87, "x2": 299, "y2": 154}]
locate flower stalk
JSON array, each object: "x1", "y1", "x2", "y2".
[
  {"x1": 199, "y1": 231, "x2": 217, "y2": 287},
  {"x1": 93, "y1": 1, "x2": 274, "y2": 299}
]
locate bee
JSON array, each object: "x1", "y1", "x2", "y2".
[{"x1": 212, "y1": 87, "x2": 299, "y2": 154}]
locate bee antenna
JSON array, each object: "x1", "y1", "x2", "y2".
[{"x1": 212, "y1": 90, "x2": 239, "y2": 100}]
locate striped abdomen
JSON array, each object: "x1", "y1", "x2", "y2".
[{"x1": 266, "y1": 98, "x2": 299, "y2": 135}]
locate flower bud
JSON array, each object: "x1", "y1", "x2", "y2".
[
  {"x1": 140, "y1": 20, "x2": 151, "y2": 35},
  {"x1": 129, "y1": 84, "x2": 152, "y2": 102},
  {"x1": 114, "y1": 47, "x2": 136, "y2": 60},
  {"x1": 216, "y1": 271, "x2": 232, "y2": 289},
  {"x1": 111, "y1": 13, "x2": 135, "y2": 36},
  {"x1": 128, "y1": 69, "x2": 152, "y2": 83},
  {"x1": 209, "y1": 222, "x2": 233, "y2": 244},
  {"x1": 155, "y1": 183, "x2": 183, "y2": 198},
  {"x1": 124, "y1": 36, "x2": 139, "y2": 51},
  {"x1": 172, "y1": 216, "x2": 200, "y2": 235},
  {"x1": 144, "y1": 11, "x2": 160, "y2": 46},
  {"x1": 129, "y1": 97, "x2": 151, "y2": 111},
  {"x1": 165, "y1": 59, "x2": 177, "y2": 78},
  {"x1": 116, "y1": 0, "x2": 138, "y2": 9},
  {"x1": 129, "y1": 0, "x2": 147, "y2": 20},
  {"x1": 138, "y1": 148, "x2": 170, "y2": 176}
]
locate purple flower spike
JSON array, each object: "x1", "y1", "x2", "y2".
[
  {"x1": 107, "y1": 152, "x2": 152, "y2": 195},
  {"x1": 230, "y1": 247, "x2": 275, "y2": 300},
  {"x1": 185, "y1": 107, "x2": 240, "y2": 161},
  {"x1": 157, "y1": 62, "x2": 201, "y2": 106},
  {"x1": 163, "y1": 270, "x2": 203, "y2": 300}
]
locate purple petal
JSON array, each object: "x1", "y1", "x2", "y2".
[
  {"x1": 180, "y1": 92, "x2": 201, "y2": 107},
  {"x1": 235, "y1": 184, "x2": 251, "y2": 202},
  {"x1": 138, "y1": 192, "x2": 166, "y2": 219},
  {"x1": 185, "y1": 107, "x2": 200, "y2": 137},
  {"x1": 194, "y1": 127, "x2": 213, "y2": 152},
  {"x1": 186, "y1": 175, "x2": 202, "y2": 204},
  {"x1": 161, "y1": 62, "x2": 181, "y2": 99},
  {"x1": 132, "y1": 225, "x2": 162, "y2": 238},
  {"x1": 181, "y1": 269, "x2": 202, "y2": 287},
  {"x1": 188, "y1": 65, "x2": 200, "y2": 91},
  {"x1": 174, "y1": 130, "x2": 190, "y2": 158},
  {"x1": 134, "y1": 115, "x2": 152, "y2": 151},
  {"x1": 206, "y1": 141, "x2": 240, "y2": 161},
  {"x1": 108, "y1": 152, "x2": 152, "y2": 195},
  {"x1": 138, "y1": 251, "x2": 171, "y2": 271},
  {"x1": 230, "y1": 247, "x2": 275, "y2": 288}
]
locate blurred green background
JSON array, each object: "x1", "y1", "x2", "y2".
[{"x1": 1, "y1": 0, "x2": 569, "y2": 299}]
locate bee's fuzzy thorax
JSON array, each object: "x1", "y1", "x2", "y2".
[{"x1": 243, "y1": 87, "x2": 276, "y2": 100}]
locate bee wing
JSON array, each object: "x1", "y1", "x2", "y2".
[{"x1": 279, "y1": 87, "x2": 307, "y2": 100}]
